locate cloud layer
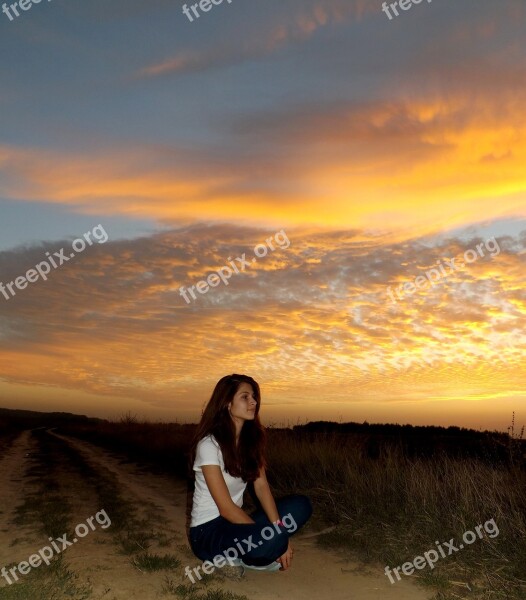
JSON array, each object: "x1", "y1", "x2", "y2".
[{"x1": 1, "y1": 222, "x2": 524, "y2": 425}]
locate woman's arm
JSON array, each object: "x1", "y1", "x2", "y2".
[
  {"x1": 202, "y1": 465, "x2": 255, "y2": 524},
  {"x1": 253, "y1": 466, "x2": 280, "y2": 523},
  {"x1": 254, "y1": 466, "x2": 294, "y2": 570}
]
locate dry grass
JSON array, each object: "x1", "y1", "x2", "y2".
[{"x1": 264, "y1": 429, "x2": 526, "y2": 600}]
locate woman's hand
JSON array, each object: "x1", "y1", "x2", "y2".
[{"x1": 277, "y1": 540, "x2": 294, "y2": 570}]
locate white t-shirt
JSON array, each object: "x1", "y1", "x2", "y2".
[{"x1": 190, "y1": 434, "x2": 248, "y2": 527}]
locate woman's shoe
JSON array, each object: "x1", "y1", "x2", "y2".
[
  {"x1": 240, "y1": 559, "x2": 282, "y2": 572},
  {"x1": 217, "y1": 564, "x2": 245, "y2": 580}
]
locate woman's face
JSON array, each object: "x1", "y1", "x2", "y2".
[{"x1": 228, "y1": 382, "x2": 257, "y2": 421}]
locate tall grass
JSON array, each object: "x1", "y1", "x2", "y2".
[
  {"x1": 265, "y1": 429, "x2": 526, "y2": 599},
  {"x1": 59, "y1": 417, "x2": 193, "y2": 478}
]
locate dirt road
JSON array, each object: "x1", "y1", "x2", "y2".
[{"x1": 0, "y1": 430, "x2": 433, "y2": 600}]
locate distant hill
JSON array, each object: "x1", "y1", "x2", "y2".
[
  {"x1": 0, "y1": 407, "x2": 106, "y2": 427},
  {"x1": 293, "y1": 419, "x2": 493, "y2": 435}
]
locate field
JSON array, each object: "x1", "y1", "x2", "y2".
[{"x1": 0, "y1": 411, "x2": 525, "y2": 600}]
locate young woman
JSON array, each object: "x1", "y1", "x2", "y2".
[{"x1": 187, "y1": 374, "x2": 313, "y2": 573}]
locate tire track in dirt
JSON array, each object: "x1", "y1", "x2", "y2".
[
  {"x1": 46, "y1": 430, "x2": 188, "y2": 599},
  {"x1": 1, "y1": 430, "x2": 187, "y2": 599},
  {"x1": 50, "y1": 431, "x2": 187, "y2": 543},
  {"x1": 0, "y1": 430, "x2": 41, "y2": 569}
]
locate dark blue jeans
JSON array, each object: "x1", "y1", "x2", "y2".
[{"x1": 188, "y1": 494, "x2": 313, "y2": 567}]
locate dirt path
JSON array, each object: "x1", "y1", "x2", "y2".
[
  {"x1": 0, "y1": 430, "x2": 433, "y2": 600},
  {"x1": 0, "y1": 431, "x2": 41, "y2": 565},
  {"x1": 0, "y1": 431, "x2": 33, "y2": 535}
]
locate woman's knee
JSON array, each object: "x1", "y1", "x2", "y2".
[
  {"x1": 291, "y1": 494, "x2": 312, "y2": 513},
  {"x1": 278, "y1": 494, "x2": 313, "y2": 529}
]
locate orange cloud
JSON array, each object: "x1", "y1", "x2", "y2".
[
  {"x1": 1, "y1": 89, "x2": 526, "y2": 242},
  {"x1": 0, "y1": 224, "x2": 524, "y2": 427}
]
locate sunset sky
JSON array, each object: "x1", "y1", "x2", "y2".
[{"x1": 0, "y1": 0, "x2": 525, "y2": 431}]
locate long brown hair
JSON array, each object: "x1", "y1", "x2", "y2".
[{"x1": 188, "y1": 374, "x2": 267, "y2": 482}]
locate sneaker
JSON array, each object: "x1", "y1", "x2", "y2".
[{"x1": 240, "y1": 559, "x2": 282, "y2": 572}]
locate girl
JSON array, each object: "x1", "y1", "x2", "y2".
[{"x1": 187, "y1": 374, "x2": 313, "y2": 573}]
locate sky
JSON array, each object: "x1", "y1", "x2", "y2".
[{"x1": 0, "y1": 0, "x2": 525, "y2": 432}]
